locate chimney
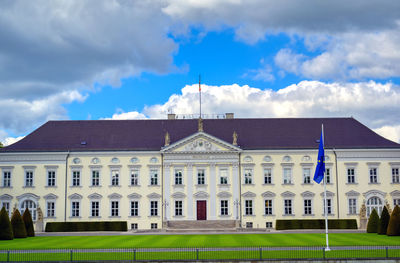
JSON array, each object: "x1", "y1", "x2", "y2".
[
  {"x1": 225, "y1": 113, "x2": 234, "y2": 119},
  {"x1": 168, "y1": 114, "x2": 176, "y2": 120}
]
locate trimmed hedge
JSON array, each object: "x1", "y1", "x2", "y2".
[
  {"x1": 275, "y1": 219, "x2": 357, "y2": 230},
  {"x1": 387, "y1": 205, "x2": 400, "y2": 236},
  {"x1": 0, "y1": 207, "x2": 13, "y2": 240},
  {"x1": 11, "y1": 209, "x2": 27, "y2": 238},
  {"x1": 378, "y1": 206, "x2": 390, "y2": 235},
  {"x1": 367, "y1": 209, "x2": 379, "y2": 233},
  {"x1": 22, "y1": 208, "x2": 35, "y2": 237},
  {"x1": 45, "y1": 221, "x2": 128, "y2": 232}
]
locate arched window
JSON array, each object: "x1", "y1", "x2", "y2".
[
  {"x1": 20, "y1": 200, "x2": 37, "y2": 221},
  {"x1": 366, "y1": 196, "x2": 383, "y2": 217}
]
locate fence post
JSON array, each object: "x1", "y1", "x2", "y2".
[
  {"x1": 259, "y1": 247, "x2": 262, "y2": 260},
  {"x1": 386, "y1": 247, "x2": 388, "y2": 258},
  {"x1": 7, "y1": 250, "x2": 10, "y2": 262},
  {"x1": 133, "y1": 249, "x2": 136, "y2": 261},
  {"x1": 196, "y1": 248, "x2": 199, "y2": 260},
  {"x1": 322, "y1": 247, "x2": 325, "y2": 260},
  {"x1": 70, "y1": 249, "x2": 73, "y2": 262}
]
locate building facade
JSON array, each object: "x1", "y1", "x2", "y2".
[{"x1": 1, "y1": 116, "x2": 400, "y2": 231}]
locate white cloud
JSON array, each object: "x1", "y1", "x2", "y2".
[
  {"x1": 106, "y1": 110, "x2": 147, "y2": 120},
  {"x1": 106, "y1": 81, "x2": 400, "y2": 143}
]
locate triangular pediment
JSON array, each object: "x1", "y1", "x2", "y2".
[{"x1": 162, "y1": 132, "x2": 241, "y2": 153}]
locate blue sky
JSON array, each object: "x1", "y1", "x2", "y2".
[{"x1": 1, "y1": 0, "x2": 400, "y2": 145}]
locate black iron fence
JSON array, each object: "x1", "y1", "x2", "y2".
[{"x1": 0, "y1": 246, "x2": 399, "y2": 262}]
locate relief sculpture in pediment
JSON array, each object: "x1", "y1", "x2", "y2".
[{"x1": 185, "y1": 139, "x2": 215, "y2": 152}]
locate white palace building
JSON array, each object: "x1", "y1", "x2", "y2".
[{"x1": 1, "y1": 114, "x2": 400, "y2": 231}]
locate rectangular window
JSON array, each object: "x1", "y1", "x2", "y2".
[
  {"x1": 111, "y1": 170, "x2": 119, "y2": 186},
  {"x1": 175, "y1": 170, "x2": 183, "y2": 185},
  {"x1": 220, "y1": 169, "x2": 228, "y2": 185},
  {"x1": 92, "y1": 170, "x2": 100, "y2": 186},
  {"x1": 131, "y1": 223, "x2": 138, "y2": 230},
  {"x1": 91, "y1": 201, "x2": 99, "y2": 217},
  {"x1": 111, "y1": 201, "x2": 119, "y2": 216},
  {"x1": 130, "y1": 170, "x2": 139, "y2": 186},
  {"x1": 264, "y1": 168, "x2": 272, "y2": 184},
  {"x1": 150, "y1": 170, "x2": 158, "y2": 185},
  {"x1": 245, "y1": 200, "x2": 253, "y2": 215},
  {"x1": 151, "y1": 223, "x2": 158, "y2": 229},
  {"x1": 324, "y1": 168, "x2": 331, "y2": 184},
  {"x1": 220, "y1": 200, "x2": 228, "y2": 215},
  {"x1": 348, "y1": 198, "x2": 357, "y2": 214},
  {"x1": 46, "y1": 201, "x2": 55, "y2": 217},
  {"x1": 130, "y1": 201, "x2": 139, "y2": 216},
  {"x1": 25, "y1": 171, "x2": 33, "y2": 187},
  {"x1": 175, "y1": 200, "x2": 183, "y2": 216},
  {"x1": 347, "y1": 168, "x2": 355, "y2": 183},
  {"x1": 71, "y1": 201, "x2": 80, "y2": 217},
  {"x1": 1, "y1": 202, "x2": 10, "y2": 217},
  {"x1": 266, "y1": 222, "x2": 273, "y2": 228},
  {"x1": 244, "y1": 169, "x2": 253, "y2": 184},
  {"x1": 284, "y1": 199, "x2": 292, "y2": 215},
  {"x1": 3, "y1": 171, "x2": 11, "y2": 187},
  {"x1": 392, "y1": 168, "x2": 399, "y2": 183},
  {"x1": 393, "y1": 199, "x2": 400, "y2": 207},
  {"x1": 150, "y1": 201, "x2": 158, "y2": 216},
  {"x1": 304, "y1": 199, "x2": 312, "y2": 215},
  {"x1": 283, "y1": 168, "x2": 292, "y2": 184},
  {"x1": 303, "y1": 168, "x2": 311, "y2": 184},
  {"x1": 265, "y1": 199, "x2": 273, "y2": 215},
  {"x1": 72, "y1": 171, "x2": 80, "y2": 186},
  {"x1": 323, "y1": 199, "x2": 332, "y2": 215},
  {"x1": 197, "y1": 169, "x2": 205, "y2": 185},
  {"x1": 47, "y1": 171, "x2": 56, "y2": 186},
  {"x1": 369, "y1": 168, "x2": 378, "y2": 183},
  {"x1": 246, "y1": 222, "x2": 253, "y2": 228}
]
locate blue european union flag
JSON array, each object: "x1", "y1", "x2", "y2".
[{"x1": 313, "y1": 131, "x2": 325, "y2": 184}]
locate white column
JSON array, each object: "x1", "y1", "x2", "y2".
[
  {"x1": 164, "y1": 164, "x2": 171, "y2": 220},
  {"x1": 232, "y1": 162, "x2": 239, "y2": 220},
  {"x1": 210, "y1": 163, "x2": 216, "y2": 220},
  {"x1": 186, "y1": 163, "x2": 194, "y2": 220}
]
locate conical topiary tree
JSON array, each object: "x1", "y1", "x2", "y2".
[
  {"x1": 0, "y1": 207, "x2": 13, "y2": 240},
  {"x1": 22, "y1": 208, "x2": 35, "y2": 237},
  {"x1": 387, "y1": 205, "x2": 400, "y2": 236},
  {"x1": 11, "y1": 209, "x2": 27, "y2": 238},
  {"x1": 378, "y1": 206, "x2": 390, "y2": 235},
  {"x1": 367, "y1": 208, "x2": 379, "y2": 233}
]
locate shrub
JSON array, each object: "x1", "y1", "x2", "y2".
[
  {"x1": 11, "y1": 209, "x2": 27, "y2": 238},
  {"x1": 45, "y1": 221, "x2": 128, "y2": 232},
  {"x1": 387, "y1": 205, "x2": 400, "y2": 236},
  {"x1": 0, "y1": 207, "x2": 13, "y2": 240},
  {"x1": 367, "y1": 209, "x2": 379, "y2": 233},
  {"x1": 275, "y1": 219, "x2": 357, "y2": 230},
  {"x1": 22, "y1": 208, "x2": 35, "y2": 237},
  {"x1": 378, "y1": 206, "x2": 390, "y2": 235}
]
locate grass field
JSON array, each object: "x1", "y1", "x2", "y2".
[{"x1": 0, "y1": 233, "x2": 399, "y2": 249}]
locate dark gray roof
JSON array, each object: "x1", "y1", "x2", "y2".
[{"x1": 1, "y1": 118, "x2": 399, "y2": 152}]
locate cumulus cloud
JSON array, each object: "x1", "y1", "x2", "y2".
[
  {"x1": 275, "y1": 28, "x2": 400, "y2": 80},
  {"x1": 107, "y1": 81, "x2": 400, "y2": 143}
]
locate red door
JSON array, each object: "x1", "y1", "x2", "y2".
[{"x1": 197, "y1": 200, "x2": 207, "y2": 220}]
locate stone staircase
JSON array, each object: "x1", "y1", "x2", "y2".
[{"x1": 166, "y1": 220, "x2": 238, "y2": 232}]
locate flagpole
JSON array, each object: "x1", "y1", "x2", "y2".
[
  {"x1": 322, "y1": 123, "x2": 330, "y2": 251},
  {"x1": 199, "y1": 75, "x2": 201, "y2": 118}
]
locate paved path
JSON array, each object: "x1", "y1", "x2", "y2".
[{"x1": 36, "y1": 229, "x2": 365, "y2": 236}]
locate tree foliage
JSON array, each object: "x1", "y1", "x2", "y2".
[
  {"x1": 387, "y1": 205, "x2": 400, "y2": 236},
  {"x1": 22, "y1": 208, "x2": 35, "y2": 237},
  {"x1": 378, "y1": 206, "x2": 390, "y2": 235},
  {"x1": 366, "y1": 208, "x2": 379, "y2": 233},
  {"x1": 0, "y1": 207, "x2": 13, "y2": 240},
  {"x1": 11, "y1": 209, "x2": 27, "y2": 238}
]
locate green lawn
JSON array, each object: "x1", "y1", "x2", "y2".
[{"x1": 0, "y1": 233, "x2": 399, "y2": 249}]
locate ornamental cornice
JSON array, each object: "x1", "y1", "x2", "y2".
[
  {"x1": 363, "y1": 190, "x2": 386, "y2": 198},
  {"x1": 345, "y1": 190, "x2": 360, "y2": 197},
  {"x1": 390, "y1": 190, "x2": 400, "y2": 198},
  {"x1": 17, "y1": 193, "x2": 40, "y2": 201},
  {"x1": 320, "y1": 191, "x2": 335, "y2": 197},
  {"x1": 43, "y1": 193, "x2": 58, "y2": 200},
  {"x1": 128, "y1": 193, "x2": 142, "y2": 199},
  {"x1": 301, "y1": 191, "x2": 315, "y2": 198},
  {"x1": 88, "y1": 193, "x2": 102, "y2": 199},
  {"x1": 108, "y1": 193, "x2": 122, "y2": 199},
  {"x1": 0, "y1": 152, "x2": 68, "y2": 163},
  {"x1": 261, "y1": 191, "x2": 276, "y2": 198},
  {"x1": 281, "y1": 191, "x2": 295, "y2": 197},
  {"x1": 0, "y1": 194, "x2": 13, "y2": 200}
]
